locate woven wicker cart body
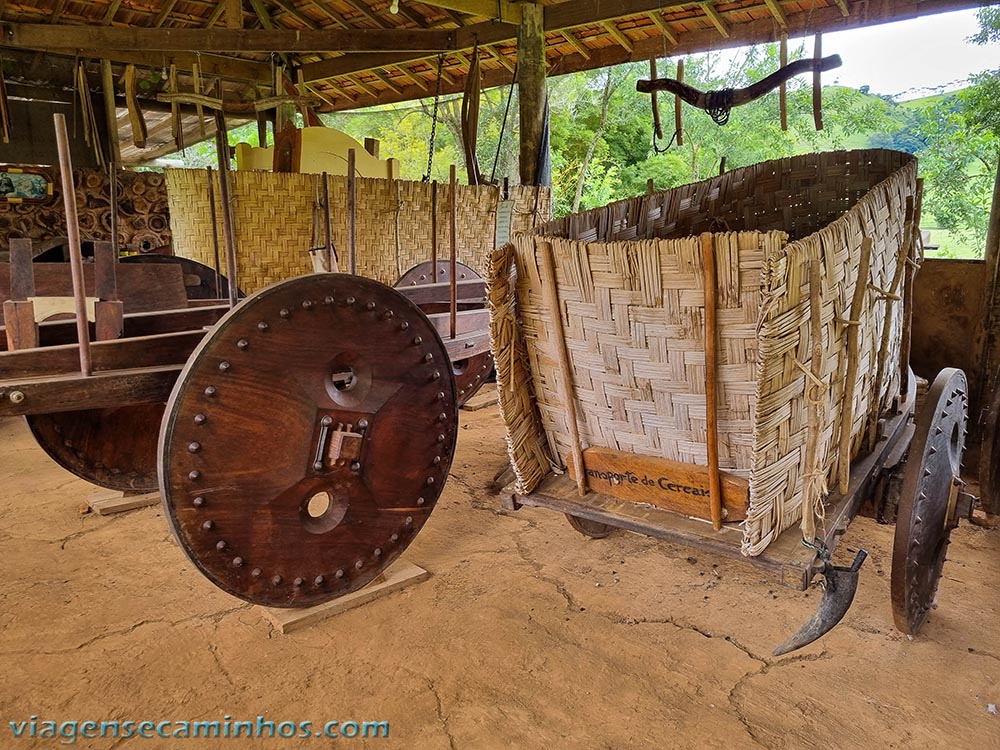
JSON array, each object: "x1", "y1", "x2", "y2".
[{"x1": 488, "y1": 149, "x2": 919, "y2": 555}]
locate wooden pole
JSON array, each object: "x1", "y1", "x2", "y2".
[
  {"x1": 100, "y1": 60, "x2": 122, "y2": 166},
  {"x1": 675, "y1": 59, "x2": 684, "y2": 147},
  {"x1": 538, "y1": 240, "x2": 587, "y2": 498},
  {"x1": 206, "y1": 166, "x2": 223, "y2": 294},
  {"x1": 779, "y1": 33, "x2": 788, "y2": 131},
  {"x1": 323, "y1": 171, "x2": 336, "y2": 272},
  {"x1": 53, "y1": 113, "x2": 92, "y2": 376},
  {"x1": 517, "y1": 2, "x2": 546, "y2": 186},
  {"x1": 347, "y1": 147, "x2": 357, "y2": 275},
  {"x1": 649, "y1": 57, "x2": 663, "y2": 140},
  {"x1": 449, "y1": 164, "x2": 457, "y2": 340},
  {"x1": 430, "y1": 180, "x2": 438, "y2": 268},
  {"x1": 213, "y1": 111, "x2": 239, "y2": 308},
  {"x1": 812, "y1": 33, "x2": 824, "y2": 131},
  {"x1": 700, "y1": 232, "x2": 722, "y2": 529}
]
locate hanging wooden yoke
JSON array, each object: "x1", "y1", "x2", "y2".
[{"x1": 637, "y1": 53, "x2": 842, "y2": 126}]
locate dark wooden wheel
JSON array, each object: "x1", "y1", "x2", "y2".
[
  {"x1": 397, "y1": 260, "x2": 478, "y2": 287},
  {"x1": 27, "y1": 405, "x2": 163, "y2": 492},
  {"x1": 565, "y1": 513, "x2": 614, "y2": 539},
  {"x1": 395, "y1": 261, "x2": 493, "y2": 406},
  {"x1": 891, "y1": 367, "x2": 968, "y2": 635},
  {"x1": 159, "y1": 273, "x2": 459, "y2": 607},
  {"x1": 121, "y1": 254, "x2": 241, "y2": 300}
]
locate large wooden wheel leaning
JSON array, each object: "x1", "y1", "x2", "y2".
[
  {"x1": 395, "y1": 260, "x2": 493, "y2": 406},
  {"x1": 158, "y1": 274, "x2": 459, "y2": 607},
  {"x1": 891, "y1": 367, "x2": 968, "y2": 634}
]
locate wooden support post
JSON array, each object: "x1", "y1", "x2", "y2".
[
  {"x1": 647, "y1": 178, "x2": 655, "y2": 195},
  {"x1": 213, "y1": 111, "x2": 239, "y2": 308},
  {"x1": 93, "y1": 240, "x2": 123, "y2": 341},
  {"x1": 3, "y1": 238, "x2": 38, "y2": 350},
  {"x1": 779, "y1": 33, "x2": 788, "y2": 131},
  {"x1": 700, "y1": 232, "x2": 722, "y2": 529},
  {"x1": 54, "y1": 113, "x2": 93, "y2": 376},
  {"x1": 813, "y1": 33, "x2": 824, "y2": 131},
  {"x1": 517, "y1": 2, "x2": 546, "y2": 186},
  {"x1": 449, "y1": 164, "x2": 457, "y2": 340},
  {"x1": 347, "y1": 148, "x2": 357, "y2": 275},
  {"x1": 675, "y1": 59, "x2": 684, "y2": 147},
  {"x1": 538, "y1": 240, "x2": 587, "y2": 498},
  {"x1": 839, "y1": 237, "x2": 872, "y2": 494}
]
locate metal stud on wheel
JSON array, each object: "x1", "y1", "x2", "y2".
[
  {"x1": 158, "y1": 274, "x2": 458, "y2": 607},
  {"x1": 891, "y1": 367, "x2": 968, "y2": 635}
]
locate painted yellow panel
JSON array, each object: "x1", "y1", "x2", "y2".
[{"x1": 234, "y1": 126, "x2": 400, "y2": 179}]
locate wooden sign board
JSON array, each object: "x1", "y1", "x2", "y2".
[{"x1": 567, "y1": 446, "x2": 749, "y2": 522}]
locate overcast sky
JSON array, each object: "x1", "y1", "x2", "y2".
[{"x1": 810, "y1": 9, "x2": 998, "y2": 99}]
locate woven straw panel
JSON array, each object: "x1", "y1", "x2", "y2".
[
  {"x1": 489, "y1": 149, "x2": 918, "y2": 556},
  {"x1": 167, "y1": 168, "x2": 551, "y2": 291},
  {"x1": 0, "y1": 169, "x2": 170, "y2": 253}
]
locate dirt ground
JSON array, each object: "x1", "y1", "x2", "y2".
[{"x1": 1, "y1": 402, "x2": 998, "y2": 750}]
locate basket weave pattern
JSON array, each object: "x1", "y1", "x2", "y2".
[
  {"x1": 488, "y1": 150, "x2": 917, "y2": 555},
  {"x1": 166, "y1": 169, "x2": 550, "y2": 291}
]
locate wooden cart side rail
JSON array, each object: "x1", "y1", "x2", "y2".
[
  {"x1": 396, "y1": 278, "x2": 486, "y2": 307},
  {"x1": 442, "y1": 328, "x2": 491, "y2": 361},
  {"x1": 0, "y1": 304, "x2": 229, "y2": 351},
  {"x1": 0, "y1": 365, "x2": 181, "y2": 417},
  {"x1": 0, "y1": 330, "x2": 205, "y2": 380},
  {"x1": 426, "y1": 308, "x2": 489, "y2": 339}
]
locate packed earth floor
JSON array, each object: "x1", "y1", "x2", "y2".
[{"x1": 1, "y1": 400, "x2": 998, "y2": 749}]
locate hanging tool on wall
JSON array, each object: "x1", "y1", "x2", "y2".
[
  {"x1": 637, "y1": 51, "x2": 841, "y2": 128},
  {"x1": 649, "y1": 57, "x2": 664, "y2": 141},
  {"x1": 0, "y1": 56, "x2": 11, "y2": 144},
  {"x1": 123, "y1": 64, "x2": 148, "y2": 149}
]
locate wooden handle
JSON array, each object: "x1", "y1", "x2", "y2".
[
  {"x1": 449, "y1": 164, "x2": 458, "y2": 340},
  {"x1": 539, "y1": 241, "x2": 588, "y2": 498},
  {"x1": 53, "y1": 113, "x2": 92, "y2": 376},
  {"x1": 650, "y1": 57, "x2": 663, "y2": 140},
  {"x1": 700, "y1": 233, "x2": 722, "y2": 529}
]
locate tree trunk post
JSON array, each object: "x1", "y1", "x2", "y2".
[{"x1": 517, "y1": 2, "x2": 546, "y2": 186}]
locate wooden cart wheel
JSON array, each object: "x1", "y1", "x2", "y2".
[
  {"x1": 27, "y1": 405, "x2": 163, "y2": 492},
  {"x1": 159, "y1": 274, "x2": 459, "y2": 607},
  {"x1": 121, "y1": 254, "x2": 242, "y2": 301},
  {"x1": 891, "y1": 367, "x2": 968, "y2": 635},
  {"x1": 395, "y1": 260, "x2": 493, "y2": 407},
  {"x1": 565, "y1": 513, "x2": 614, "y2": 539}
]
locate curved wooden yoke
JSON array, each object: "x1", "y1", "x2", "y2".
[{"x1": 637, "y1": 54, "x2": 842, "y2": 126}]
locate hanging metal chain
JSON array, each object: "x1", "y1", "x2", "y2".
[{"x1": 422, "y1": 54, "x2": 445, "y2": 183}]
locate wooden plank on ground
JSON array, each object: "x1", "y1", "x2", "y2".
[
  {"x1": 262, "y1": 560, "x2": 429, "y2": 634},
  {"x1": 89, "y1": 490, "x2": 160, "y2": 515}
]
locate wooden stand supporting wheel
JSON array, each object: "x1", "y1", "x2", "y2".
[
  {"x1": 159, "y1": 274, "x2": 459, "y2": 608},
  {"x1": 891, "y1": 367, "x2": 968, "y2": 635}
]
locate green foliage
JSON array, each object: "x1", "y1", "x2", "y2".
[{"x1": 156, "y1": 25, "x2": 997, "y2": 258}]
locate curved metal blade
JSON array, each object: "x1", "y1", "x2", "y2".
[{"x1": 773, "y1": 550, "x2": 868, "y2": 657}]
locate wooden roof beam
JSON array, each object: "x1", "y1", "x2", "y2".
[
  {"x1": 832, "y1": 0, "x2": 851, "y2": 16},
  {"x1": 646, "y1": 12, "x2": 678, "y2": 45},
  {"x1": 601, "y1": 20, "x2": 634, "y2": 52},
  {"x1": 699, "y1": 2, "x2": 730, "y2": 38},
  {"x1": 763, "y1": 0, "x2": 788, "y2": 28},
  {"x1": 560, "y1": 29, "x2": 590, "y2": 59},
  {"x1": 417, "y1": 0, "x2": 522, "y2": 23},
  {"x1": 1, "y1": 23, "x2": 457, "y2": 53}
]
